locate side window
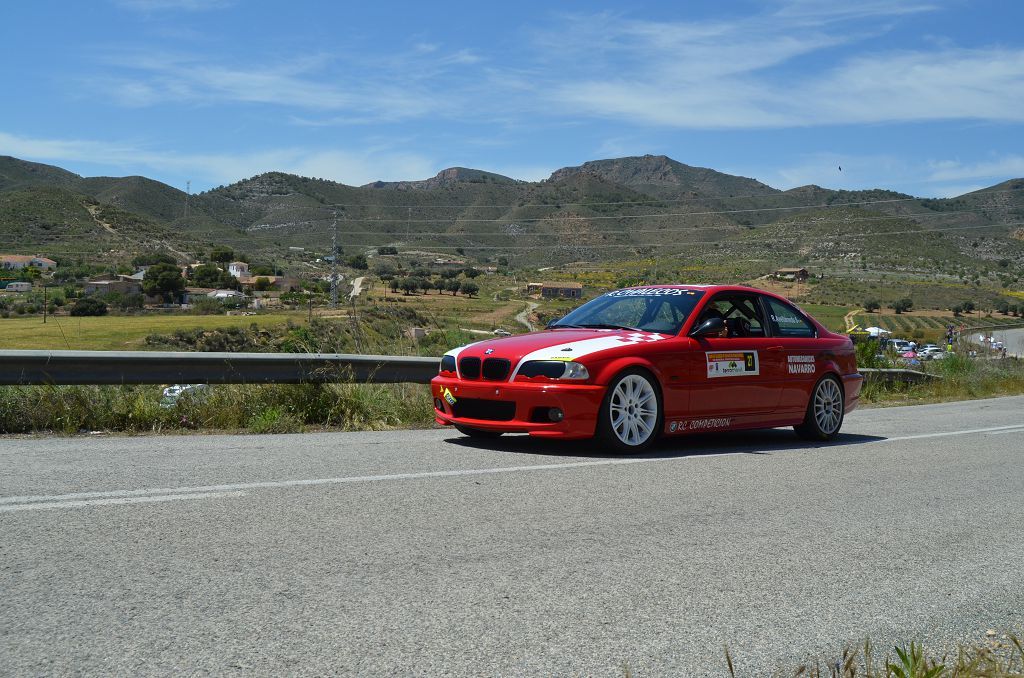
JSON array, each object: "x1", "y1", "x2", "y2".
[
  {"x1": 698, "y1": 295, "x2": 765, "y2": 338},
  {"x1": 764, "y1": 298, "x2": 816, "y2": 338}
]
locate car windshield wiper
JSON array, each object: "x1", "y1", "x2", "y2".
[{"x1": 575, "y1": 323, "x2": 642, "y2": 332}]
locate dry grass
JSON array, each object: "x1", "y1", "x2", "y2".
[
  {"x1": 723, "y1": 634, "x2": 1024, "y2": 677},
  {"x1": 0, "y1": 382, "x2": 434, "y2": 435},
  {"x1": 862, "y1": 355, "x2": 1024, "y2": 408}
]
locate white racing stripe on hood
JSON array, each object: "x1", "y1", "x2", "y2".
[{"x1": 510, "y1": 332, "x2": 666, "y2": 379}]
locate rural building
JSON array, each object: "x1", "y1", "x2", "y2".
[
  {"x1": 541, "y1": 282, "x2": 583, "y2": 299},
  {"x1": 404, "y1": 327, "x2": 427, "y2": 341},
  {"x1": 774, "y1": 267, "x2": 809, "y2": 282},
  {"x1": 228, "y1": 261, "x2": 249, "y2": 278},
  {"x1": 526, "y1": 282, "x2": 544, "y2": 294},
  {"x1": 237, "y1": 275, "x2": 300, "y2": 292},
  {"x1": 0, "y1": 254, "x2": 57, "y2": 271},
  {"x1": 83, "y1": 275, "x2": 143, "y2": 296},
  {"x1": 183, "y1": 287, "x2": 217, "y2": 304}
]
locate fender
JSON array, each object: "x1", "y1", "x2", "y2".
[{"x1": 588, "y1": 356, "x2": 666, "y2": 387}]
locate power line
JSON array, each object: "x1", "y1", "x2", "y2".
[
  {"x1": 10, "y1": 219, "x2": 1023, "y2": 255},
  {"x1": 191, "y1": 185, "x2": 1024, "y2": 210},
  {"x1": 130, "y1": 198, "x2": 1024, "y2": 241}
]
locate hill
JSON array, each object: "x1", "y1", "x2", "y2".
[
  {"x1": 1, "y1": 154, "x2": 1022, "y2": 311},
  {"x1": 547, "y1": 154, "x2": 779, "y2": 199}
]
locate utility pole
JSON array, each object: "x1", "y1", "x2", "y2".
[
  {"x1": 42, "y1": 284, "x2": 47, "y2": 324},
  {"x1": 184, "y1": 180, "x2": 191, "y2": 223},
  {"x1": 330, "y1": 212, "x2": 339, "y2": 308}
]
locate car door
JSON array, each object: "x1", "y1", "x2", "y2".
[
  {"x1": 761, "y1": 295, "x2": 822, "y2": 414},
  {"x1": 686, "y1": 292, "x2": 783, "y2": 421}
]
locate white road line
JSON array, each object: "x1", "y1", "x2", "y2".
[
  {"x1": 879, "y1": 424, "x2": 1024, "y2": 442},
  {"x1": 0, "y1": 457, "x2": 703, "y2": 505},
  {"x1": 2, "y1": 422, "x2": 1021, "y2": 507},
  {"x1": 0, "y1": 491, "x2": 246, "y2": 513},
  {"x1": 984, "y1": 427, "x2": 1024, "y2": 436}
]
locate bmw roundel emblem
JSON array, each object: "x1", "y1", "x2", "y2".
[{"x1": 485, "y1": 348, "x2": 494, "y2": 354}]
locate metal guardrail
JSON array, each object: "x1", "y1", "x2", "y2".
[
  {"x1": 0, "y1": 350, "x2": 441, "y2": 386},
  {"x1": 0, "y1": 350, "x2": 938, "y2": 387}
]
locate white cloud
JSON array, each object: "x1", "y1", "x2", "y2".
[
  {"x1": 761, "y1": 151, "x2": 1024, "y2": 198},
  {"x1": 535, "y1": 5, "x2": 1024, "y2": 129},
  {"x1": 89, "y1": 44, "x2": 484, "y2": 122},
  {"x1": 809, "y1": 49, "x2": 1024, "y2": 124},
  {"x1": 926, "y1": 155, "x2": 1024, "y2": 182},
  {"x1": 0, "y1": 131, "x2": 437, "y2": 188}
]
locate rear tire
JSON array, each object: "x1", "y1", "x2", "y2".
[
  {"x1": 596, "y1": 368, "x2": 662, "y2": 453},
  {"x1": 795, "y1": 375, "x2": 845, "y2": 441},
  {"x1": 454, "y1": 425, "x2": 504, "y2": 439}
]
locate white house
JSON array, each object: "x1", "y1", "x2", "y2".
[
  {"x1": 0, "y1": 255, "x2": 57, "y2": 271},
  {"x1": 228, "y1": 261, "x2": 249, "y2": 278}
]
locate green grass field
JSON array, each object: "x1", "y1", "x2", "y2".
[
  {"x1": 797, "y1": 303, "x2": 855, "y2": 333},
  {"x1": 0, "y1": 312, "x2": 305, "y2": 350}
]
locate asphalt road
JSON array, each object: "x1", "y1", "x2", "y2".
[
  {"x1": 2, "y1": 397, "x2": 1024, "y2": 676},
  {"x1": 989, "y1": 326, "x2": 1024, "y2": 357}
]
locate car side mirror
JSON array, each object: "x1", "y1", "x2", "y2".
[
  {"x1": 691, "y1": 317, "x2": 725, "y2": 337},
  {"x1": 545, "y1": 317, "x2": 563, "y2": 329}
]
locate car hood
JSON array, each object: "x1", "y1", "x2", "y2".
[{"x1": 444, "y1": 328, "x2": 672, "y2": 378}]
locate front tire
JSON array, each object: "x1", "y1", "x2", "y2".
[
  {"x1": 795, "y1": 375, "x2": 845, "y2": 441},
  {"x1": 454, "y1": 425, "x2": 504, "y2": 439},
  {"x1": 596, "y1": 369, "x2": 662, "y2": 453}
]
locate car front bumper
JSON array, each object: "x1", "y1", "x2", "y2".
[{"x1": 430, "y1": 376, "x2": 606, "y2": 439}]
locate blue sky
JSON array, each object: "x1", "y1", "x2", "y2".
[{"x1": 1, "y1": 0, "x2": 1022, "y2": 197}]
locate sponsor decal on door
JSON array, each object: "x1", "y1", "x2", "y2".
[
  {"x1": 787, "y1": 355, "x2": 816, "y2": 374},
  {"x1": 705, "y1": 351, "x2": 759, "y2": 378}
]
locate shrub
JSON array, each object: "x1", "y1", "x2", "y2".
[
  {"x1": 891, "y1": 298, "x2": 913, "y2": 314},
  {"x1": 69, "y1": 298, "x2": 108, "y2": 316}
]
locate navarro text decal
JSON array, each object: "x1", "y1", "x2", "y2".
[{"x1": 787, "y1": 355, "x2": 816, "y2": 374}]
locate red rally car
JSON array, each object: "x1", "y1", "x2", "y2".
[{"x1": 431, "y1": 285, "x2": 863, "y2": 452}]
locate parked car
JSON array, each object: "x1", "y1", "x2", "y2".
[
  {"x1": 432, "y1": 285, "x2": 862, "y2": 452},
  {"x1": 159, "y1": 384, "x2": 210, "y2": 408},
  {"x1": 889, "y1": 339, "x2": 912, "y2": 353}
]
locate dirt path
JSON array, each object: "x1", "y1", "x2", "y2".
[
  {"x1": 516, "y1": 302, "x2": 539, "y2": 333},
  {"x1": 844, "y1": 308, "x2": 860, "y2": 331},
  {"x1": 84, "y1": 204, "x2": 117, "y2": 235}
]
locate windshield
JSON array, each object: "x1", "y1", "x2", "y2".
[{"x1": 551, "y1": 288, "x2": 705, "y2": 335}]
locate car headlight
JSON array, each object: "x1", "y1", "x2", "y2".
[
  {"x1": 517, "y1": 360, "x2": 590, "y2": 380},
  {"x1": 439, "y1": 355, "x2": 457, "y2": 374}
]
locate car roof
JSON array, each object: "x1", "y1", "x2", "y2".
[{"x1": 618, "y1": 283, "x2": 770, "y2": 294}]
